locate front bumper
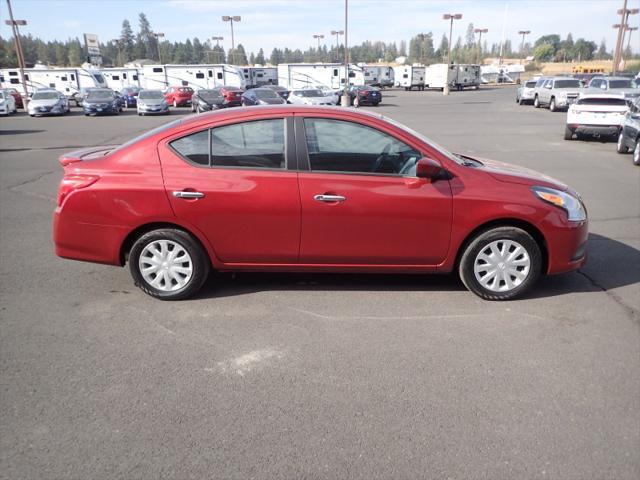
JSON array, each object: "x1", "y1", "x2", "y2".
[
  {"x1": 29, "y1": 105, "x2": 65, "y2": 116},
  {"x1": 83, "y1": 105, "x2": 118, "y2": 115},
  {"x1": 544, "y1": 216, "x2": 589, "y2": 274},
  {"x1": 172, "y1": 98, "x2": 191, "y2": 106},
  {"x1": 137, "y1": 104, "x2": 169, "y2": 114}
]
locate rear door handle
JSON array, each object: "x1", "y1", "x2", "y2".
[
  {"x1": 173, "y1": 191, "x2": 205, "y2": 199},
  {"x1": 314, "y1": 194, "x2": 346, "y2": 203}
]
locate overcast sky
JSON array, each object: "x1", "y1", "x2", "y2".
[{"x1": 1, "y1": 0, "x2": 638, "y2": 55}]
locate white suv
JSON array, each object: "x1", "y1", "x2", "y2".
[
  {"x1": 534, "y1": 77, "x2": 582, "y2": 111},
  {"x1": 565, "y1": 93, "x2": 629, "y2": 140}
]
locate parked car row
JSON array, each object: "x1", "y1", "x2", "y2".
[{"x1": 516, "y1": 74, "x2": 640, "y2": 166}]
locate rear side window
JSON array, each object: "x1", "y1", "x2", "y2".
[
  {"x1": 170, "y1": 130, "x2": 210, "y2": 166},
  {"x1": 211, "y1": 119, "x2": 285, "y2": 169}
]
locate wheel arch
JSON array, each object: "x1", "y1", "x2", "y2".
[
  {"x1": 119, "y1": 221, "x2": 217, "y2": 268},
  {"x1": 453, "y1": 218, "x2": 549, "y2": 274}
]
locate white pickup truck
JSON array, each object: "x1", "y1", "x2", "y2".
[{"x1": 565, "y1": 93, "x2": 629, "y2": 140}]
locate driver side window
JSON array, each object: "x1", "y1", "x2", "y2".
[{"x1": 303, "y1": 118, "x2": 421, "y2": 175}]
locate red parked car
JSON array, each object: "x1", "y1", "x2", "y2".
[
  {"x1": 164, "y1": 86, "x2": 194, "y2": 107},
  {"x1": 4, "y1": 88, "x2": 24, "y2": 108},
  {"x1": 216, "y1": 86, "x2": 243, "y2": 107},
  {"x1": 53, "y1": 106, "x2": 588, "y2": 301}
]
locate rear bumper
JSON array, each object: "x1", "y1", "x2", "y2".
[
  {"x1": 172, "y1": 98, "x2": 192, "y2": 106},
  {"x1": 569, "y1": 124, "x2": 619, "y2": 136}
]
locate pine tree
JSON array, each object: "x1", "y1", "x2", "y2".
[
  {"x1": 119, "y1": 20, "x2": 135, "y2": 63},
  {"x1": 255, "y1": 48, "x2": 265, "y2": 65},
  {"x1": 67, "y1": 39, "x2": 83, "y2": 66}
]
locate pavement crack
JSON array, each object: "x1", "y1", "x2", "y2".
[
  {"x1": 577, "y1": 269, "x2": 639, "y2": 325},
  {"x1": 6, "y1": 171, "x2": 57, "y2": 203},
  {"x1": 7, "y1": 170, "x2": 55, "y2": 190}
]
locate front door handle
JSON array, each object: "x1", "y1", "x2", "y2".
[
  {"x1": 173, "y1": 191, "x2": 205, "y2": 199},
  {"x1": 314, "y1": 194, "x2": 346, "y2": 203}
]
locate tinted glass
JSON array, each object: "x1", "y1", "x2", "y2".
[
  {"x1": 170, "y1": 130, "x2": 210, "y2": 166},
  {"x1": 32, "y1": 91, "x2": 59, "y2": 100},
  {"x1": 576, "y1": 97, "x2": 628, "y2": 106},
  {"x1": 87, "y1": 90, "x2": 114, "y2": 100},
  {"x1": 609, "y1": 79, "x2": 634, "y2": 89},
  {"x1": 304, "y1": 119, "x2": 421, "y2": 175},
  {"x1": 254, "y1": 89, "x2": 279, "y2": 99},
  {"x1": 554, "y1": 80, "x2": 581, "y2": 88},
  {"x1": 535, "y1": 78, "x2": 546, "y2": 87},
  {"x1": 198, "y1": 90, "x2": 222, "y2": 99},
  {"x1": 138, "y1": 90, "x2": 164, "y2": 99},
  {"x1": 211, "y1": 119, "x2": 285, "y2": 169},
  {"x1": 525, "y1": 81, "x2": 537, "y2": 88}
]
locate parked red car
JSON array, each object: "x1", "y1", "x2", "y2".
[
  {"x1": 54, "y1": 106, "x2": 588, "y2": 301},
  {"x1": 217, "y1": 86, "x2": 243, "y2": 107},
  {"x1": 4, "y1": 88, "x2": 24, "y2": 108},
  {"x1": 164, "y1": 86, "x2": 194, "y2": 107}
]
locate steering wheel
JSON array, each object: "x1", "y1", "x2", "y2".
[{"x1": 371, "y1": 143, "x2": 392, "y2": 173}]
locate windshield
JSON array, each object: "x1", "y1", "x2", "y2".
[
  {"x1": 122, "y1": 87, "x2": 139, "y2": 94},
  {"x1": 198, "y1": 90, "x2": 222, "y2": 99},
  {"x1": 609, "y1": 79, "x2": 634, "y2": 89},
  {"x1": 554, "y1": 80, "x2": 581, "y2": 88},
  {"x1": 87, "y1": 90, "x2": 114, "y2": 100},
  {"x1": 32, "y1": 91, "x2": 59, "y2": 100},
  {"x1": 295, "y1": 90, "x2": 322, "y2": 97},
  {"x1": 114, "y1": 118, "x2": 183, "y2": 152},
  {"x1": 525, "y1": 81, "x2": 537, "y2": 88},
  {"x1": 254, "y1": 89, "x2": 279, "y2": 99},
  {"x1": 93, "y1": 73, "x2": 105, "y2": 84},
  {"x1": 577, "y1": 97, "x2": 627, "y2": 106},
  {"x1": 138, "y1": 90, "x2": 164, "y2": 100},
  {"x1": 382, "y1": 115, "x2": 467, "y2": 166}
]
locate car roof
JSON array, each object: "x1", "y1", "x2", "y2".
[
  {"x1": 591, "y1": 76, "x2": 631, "y2": 81},
  {"x1": 578, "y1": 92, "x2": 626, "y2": 99}
]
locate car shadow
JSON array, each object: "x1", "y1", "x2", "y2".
[
  {"x1": 193, "y1": 233, "x2": 639, "y2": 301},
  {"x1": 0, "y1": 129, "x2": 45, "y2": 135}
]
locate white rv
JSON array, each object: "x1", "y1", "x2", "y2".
[
  {"x1": 241, "y1": 67, "x2": 278, "y2": 88},
  {"x1": 101, "y1": 68, "x2": 141, "y2": 90},
  {"x1": 393, "y1": 66, "x2": 425, "y2": 90},
  {"x1": 140, "y1": 64, "x2": 246, "y2": 90},
  {"x1": 0, "y1": 66, "x2": 107, "y2": 99},
  {"x1": 360, "y1": 65, "x2": 394, "y2": 88},
  {"x1": 424, "y1": 64, "x2": 481, "y2": 90},
  {"x1": 277, "y1": 63, "x2": 364, "y2": 90}
]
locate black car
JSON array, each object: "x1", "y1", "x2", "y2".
[
  {"x1": 263, "y1": 84, "x2": 290, "y2": 101},
  {"x1": 241, "y1": 88, "x2": 287, "y2": 106},
  {"x1": 191, "y1": 89, "x2": 225, "y2": 113},
  {"x1": 82, "y1": 89, "x2": 123, "y2": 116},
  {"x1": 348, "y1": 85, "x2": 382, "y2": 107},
  {"x1": 617, "y1": 96, "x2": 640, "y2": 166}
]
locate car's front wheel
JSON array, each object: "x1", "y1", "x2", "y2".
[
  {"x1": 634, "y1": 138, "x2": 640, "y2": 166},
  {"x1": 459, "y1": 227, "x2": 541, "y2": 301},
  {"x1": 129, "y1": 229, "x2": 210, "y2": 300},
  {"x1": 534, "y1": 96, "x2": 540, "y2": 108},
  {"x1": 549, "y1": 97, "x2": 557, "y2": 112},
  {"x1": 617, "y1": 130, "x2": 629, "y2": 153}
]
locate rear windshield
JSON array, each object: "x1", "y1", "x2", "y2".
[
  {"x1": 525, "y1": 81, "x2": 537, "y2": 88},
  {"x1": 608, "y1": 79, "x2": 634, "y2": 89},
  {"x1": 254, "y1": 89, "x2": 279, "y2": 99},
  {"x1": 32, "y1": 91, "x2": 59, "y2": 100},
  {"x1": 577, "y1": 97, "x2": 627, "y2": 106},
  {"x1": 178, "y1": 87, "x2": 193, "y2": 93},
  {"x1": 198, "y1": 90, "x2": 222, "y2": 99},
  {"x1": 554, "y1": 80, "x2": 581, "y2": 88}
]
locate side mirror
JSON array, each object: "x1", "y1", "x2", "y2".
[
  {"x1": 600, "y1": 84, "x2": 607, "y2": 90},
  {"x1": 416, "y1": 157, "x2": 447, "y2": 180},
  {"x1": 545, "y1": 84, "x2": 552, "y2": 89}
]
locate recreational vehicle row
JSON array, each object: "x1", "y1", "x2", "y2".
[
  {"x1": 0, "y1": 66, "x2": 107, "y2": 99},
  {"x1": 277, "y1": 63, "x2": 365, "y2": 90}
]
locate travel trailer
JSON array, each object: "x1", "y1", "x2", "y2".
[
  {"x1": 241, "y1": 67, "x2": 278, "y2": 88},
  {"x1": 277, "y1": 63, "x2": 364, "y2": 90},
  {"x1": 361, "y1": 65, "x2": 395, "y2": 88},
  {"x1": 393, "y1": 65, "x2": 425, "y2": 90},
  {"x1": 0, "y1": 66, "x2": 107, "y2": 100},
  {"x1": 140, "y1": 64, "x2": 246, "y2": 90},
  {"x1": 424, "y1": 64, "x2": 481, "y2": 90},
  {"x1": 101, "y1": 68, "x2": 141, "y2": 90}
]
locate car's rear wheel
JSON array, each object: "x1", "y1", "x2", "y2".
[
  {"x1": 129, "y1": 229, "x2": 210, "y2": 300},
  {"x1": 617, "y1": 130, "x2": 629, "y2": 153},
  {"x1": 534, "y1": 96, "x2": 540, "y2": 108},
  {"x1": 459, "y1": 227, "x2": 541, "y2": 301},
  {"x1": 634, "y1": 138, "x2": 640, "y2": 166},
  {"x1": 564, "y1": 125, "x2": 574, "y2": 140}
]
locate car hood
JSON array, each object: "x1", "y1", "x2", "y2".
[
  {"x1": 199, "y1": 98, "x2": 224, "y2": 106},
  {"x1": 85, "y1": 98, "x2": 114, "y2": 104},
  {"x1": 139, "y1": 99, "x2": 165, "y2": 105},
  {"x1": 460, "y1": 155, "x2": 568, "y2": 190},
  {"x1": 29, "y1": 98, "x2": 60, "y2": 107}
]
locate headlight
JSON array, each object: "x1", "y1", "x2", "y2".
[
  {"x1": 138, "y1": 102, "x2": 145, "y2": 108},
  {"x1": 532, "y1": 186, "x2": 586, "y2": 221}
]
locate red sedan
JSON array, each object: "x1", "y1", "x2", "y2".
[
  {"x1": 4, "y1": 88, "x2": 24, "y2": 109},
  {"x1": 164, "y1": 86, "x2": 194, "y2": 107},
  {"x1": 53, "y1": 106, "x2": 588, "y2": 301}
]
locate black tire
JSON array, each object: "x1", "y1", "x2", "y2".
[
  {"x1": 459, "y1": 227, "x2": 542, "y2": 301},
  {"x1": 129, "y1": 229, "x2": 210, "y2": 301},
  {"x1": 616, "y1": 130, "x2": 629, "y2": 153},
  {"x1": 549, "y1": 97, "x2": 557, "y2": 112},
  {"x1": 534, "y1": 95, "x2": 540, "y2": 108},
  {"x1": 564, "y1": 125, "x2": 574, "y2": 140},
  {"x1": 519, "y1": 97, "x2": 525, "y2": 105},
  {"x1": 633, "y1": 138, "x2": 640, "y2": 166}
]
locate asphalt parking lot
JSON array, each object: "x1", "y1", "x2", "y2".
[{"x1": 1, "y1": 87, "x2": 639, "y2": 479}]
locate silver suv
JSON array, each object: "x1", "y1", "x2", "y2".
[
  {"x1": 534, "y1": 77, "x2": 582, "y2": 112},
  {"x1": 587, "y1": 76, "x2": 640, "y2": 100}
]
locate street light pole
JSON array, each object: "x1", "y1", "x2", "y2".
[
  {"x1": 153, "y1": 32, "x2": 165, "y2": 64},
  {"x1": 341, "y1": 0, "x2": 350, "y2": 107},
  {"x1": 222, "y1": 15, "x2": 241, "y2": 63},
  {"x1": 518, "y1": 30, "x2": 531, "y2": 64},
  {"x1": 623, "y1": 26, "x2": 638, "y2": 68},
  {"x1": 331, "y1": 30, "x2": 344, "y2": 62},
  {"x1": 211, "y1": 36, "x2": 224, "y2": 63},
  {"x1": 442, "y1": 13, "x2": 462, "y2": 96},
  {"x1": 313, "y1": 34, "x2": 324, "y2": 51},
  {"x1": 474, "y1": 28, "x2": 488, "y2": 65},
  {"x1": 112, "y1": 39, "x2": 122, "y2": 66},
  {"x1": 5, "y1": 0, "x2": 29, "y2": 104}
]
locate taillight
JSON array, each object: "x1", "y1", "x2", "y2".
[
  {"x1": 361, "y1": 91, "x2": 369, "y2": 96},
  {"x1": 57, "y1": 174, "x2": 99, "y2": 206}
]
